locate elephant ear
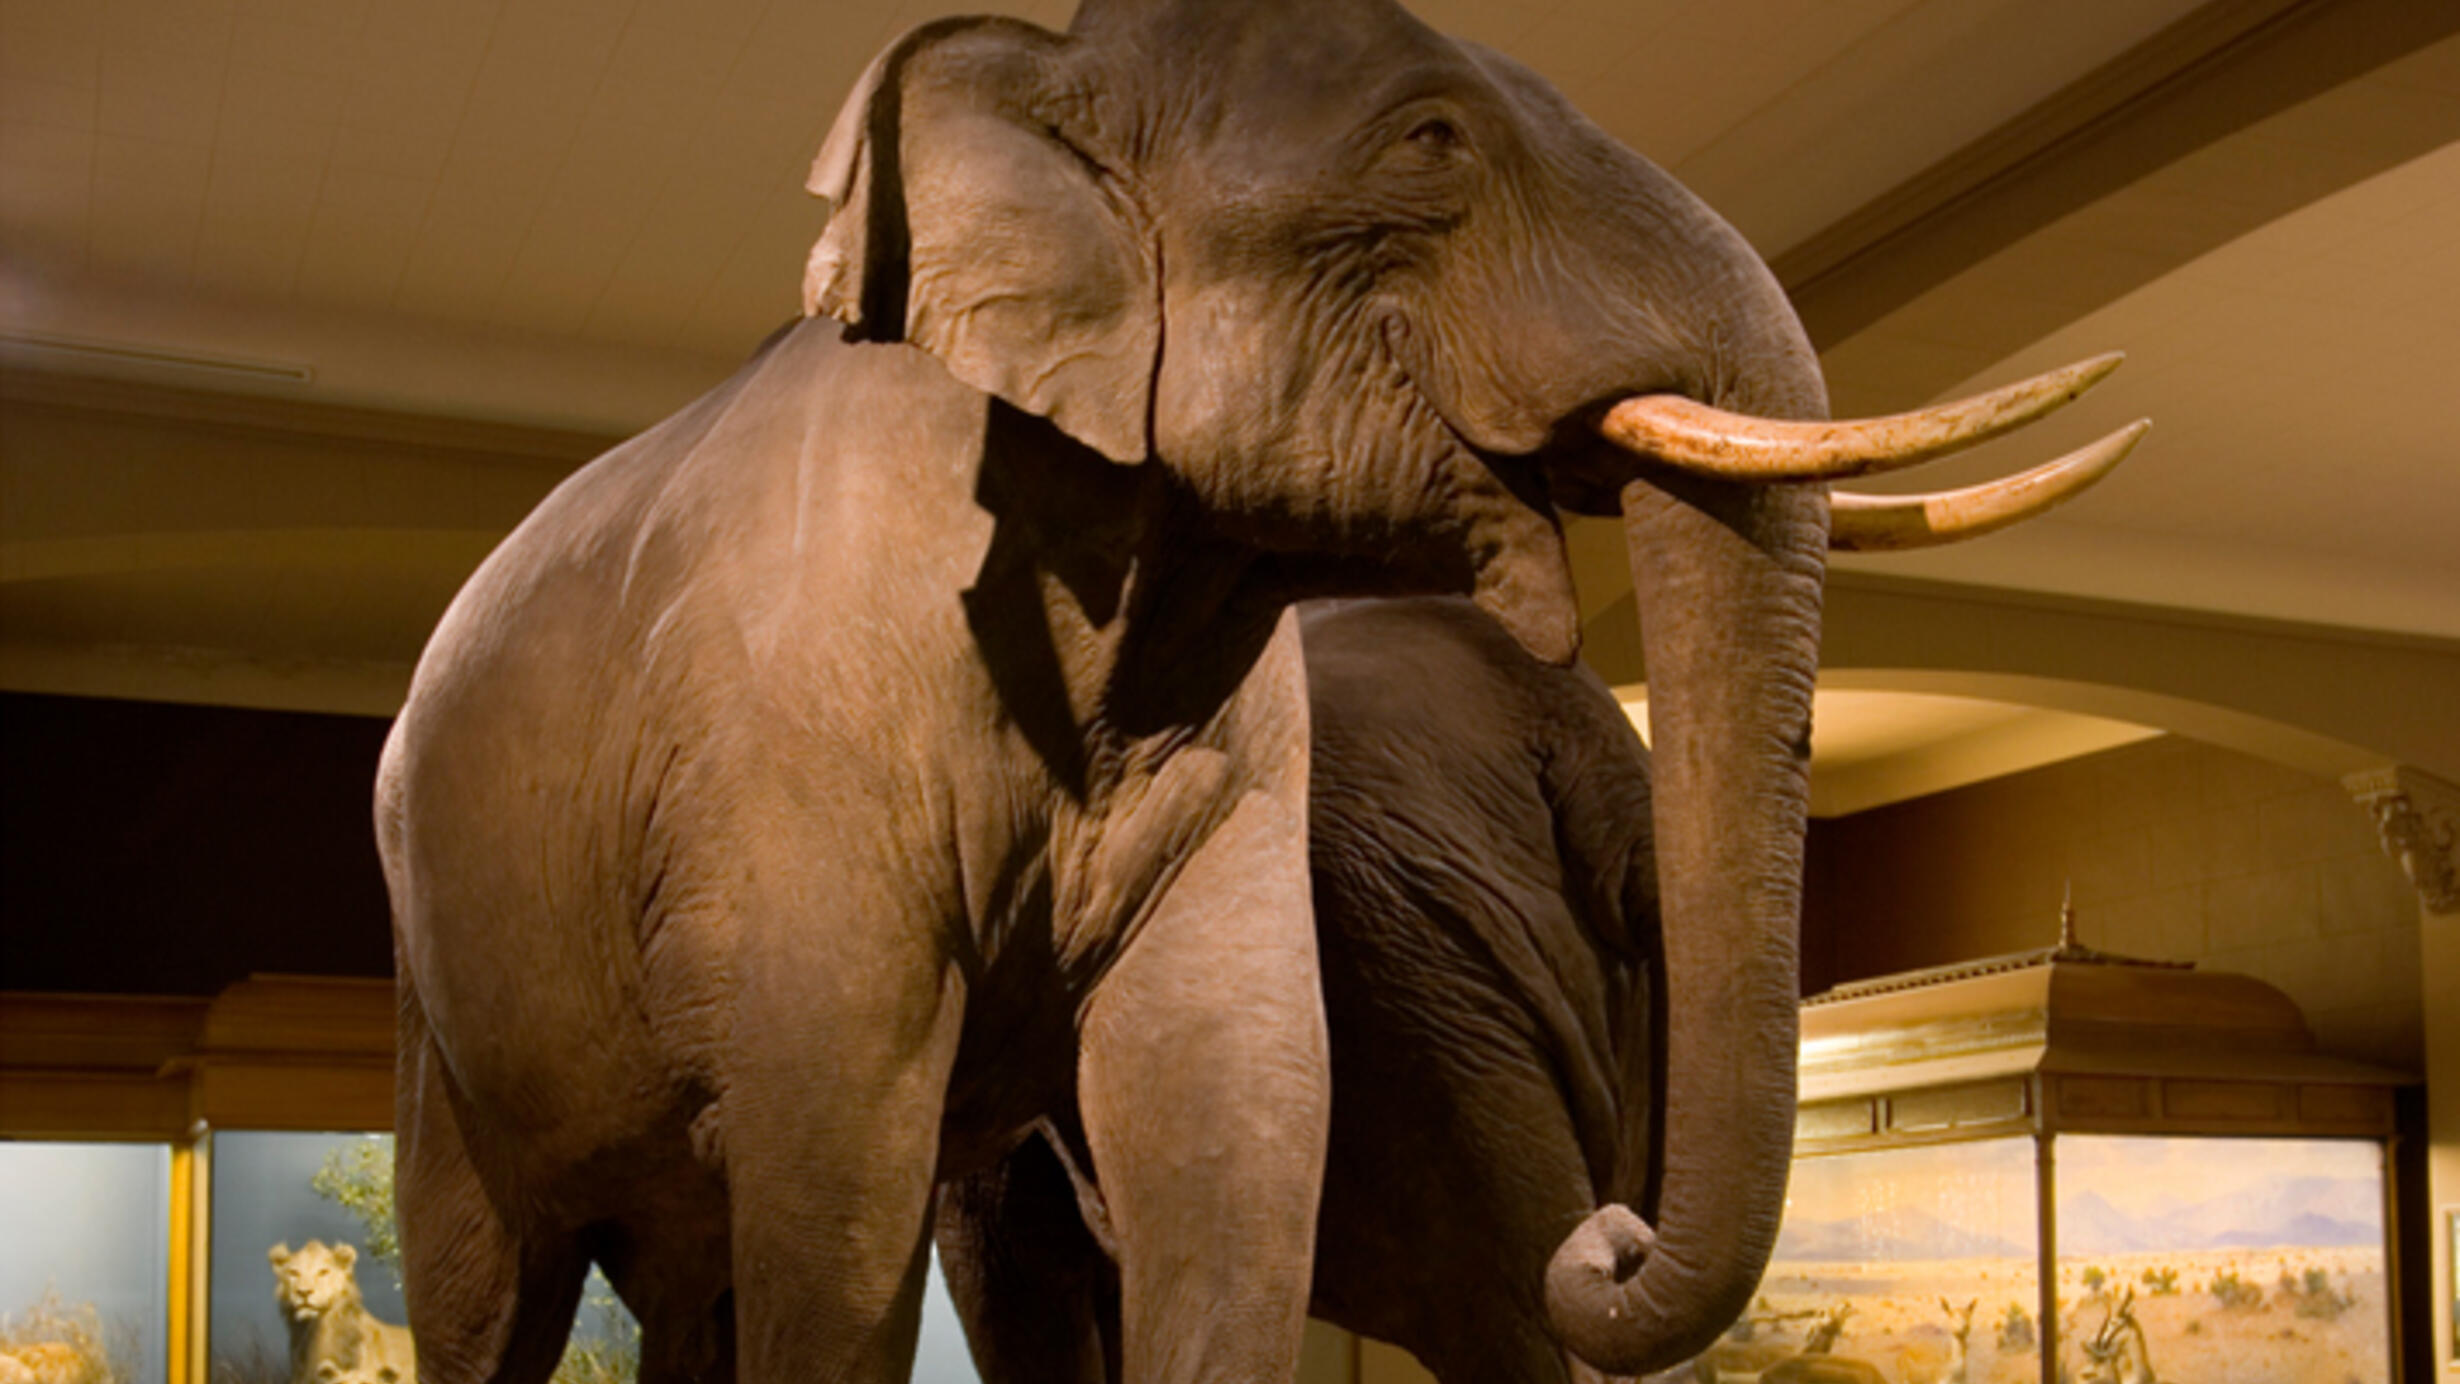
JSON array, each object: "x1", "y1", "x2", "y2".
[{"x1": 805, "y1": 18, "x2": 1157, "y2": 465}]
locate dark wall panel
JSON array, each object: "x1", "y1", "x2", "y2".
[{"x1": 1, "y1": 692, "x2": 394, "y2": 994}]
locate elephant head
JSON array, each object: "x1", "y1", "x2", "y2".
[{"x1": 805, "y1": 0, "x2": 2138, "y2": 1372}]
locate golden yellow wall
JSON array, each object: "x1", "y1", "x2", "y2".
[
  {"x1": 1809, "y1": 734, "x2": 2422, "y2": 1069},
  {"x1": 2427, "y1": 909, "x2": 2460, "y2": 1376}
]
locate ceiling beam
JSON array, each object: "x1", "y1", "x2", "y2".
[
  {"x1": 1779, "y1": 0, "x2": 2460, "y2": 350},
  {"x1": 0, "y1": 369, "x2": 620, "y2": 464}
]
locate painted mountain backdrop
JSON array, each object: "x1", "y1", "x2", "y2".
[
  {"x1": 2056, "y1": 1176, "x2": 2380, "y2": 1256},
  {"x1": 1770, "y1": 1175, "x2": 2380, "y2": 1264},
  {"x1": 1773, "y1": 1204, "x2": 2029, "y2": 1264}
]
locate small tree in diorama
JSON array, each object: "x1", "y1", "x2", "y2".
[
  {"x1": 310, "y1": 1142, "x2": 402, "y2": 1288},
  {"x1": 312, "y1": 1143, "x2": 639, "y2": 1384}
]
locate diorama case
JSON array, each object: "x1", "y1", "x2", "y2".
[
  {"x1": 0, "y1": 976, "x2": 992, "y2": 1384},
  {"x1": 0, "y1": 978, "x2": 648, "y2": 1384},
  {"x1": 1720, "y1": 932, "x2": 2411, "y2": 1383}
]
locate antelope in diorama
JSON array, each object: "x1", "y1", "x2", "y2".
[
  {"x1": 2075, "y1": 1285, "x2": 2156, "y2": 1384},
  {"x1": 1693, "y1": 1306, "x2": 1820, "y2": 1383},
  {"x1": 1930, "y1": 1297, "x2": 1977, "y2": 1384},
  {"x1": 1756, "y1": 1304, "x2": 1888, "y2": 1384}
]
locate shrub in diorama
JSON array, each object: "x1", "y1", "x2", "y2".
[
  {"x1": 2139, "y1": 1266, "x2": 2178, "y2": 1296},
  {"x1": 547, "y1": 1285, "x2": 640, "y2": 1384},
  {"x1": 310, "y1": 1146, "x2": 637, "y2": 1384},
  {"x1": 0, "y1": 1289, "x2": 131, "y2": 1384},
  {"x1": 209, "y1": 1332, "x2": 288, "y2": 1384},
  {"x1": 2209, "y1": 1268, "x2": 2264, "y2": 1311},
  {"x1": 2289, "y1": 1267, "x2": 2354, "y2": 1320},
  {"x1": 1997, "y1": 1300, "x2": 2035, "y2": 1351}
]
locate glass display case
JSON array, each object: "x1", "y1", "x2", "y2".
[
  {"x1": 2052, "y1": 1134, "x2": 2389, "y2": 1384},
  {"x1": 0, "y1": 1139, "x2": 174, "y2": 1384},
  {"x1": 1, "y1": 992, "x2": 203, "y2": 1384},
  {"x1": 0, "y1": 977, "x2": 982, "y2": 1384},
  {"x1": 207, "y1": 1131, "x2": 411, "y2": 1384},
  {"x1": 1731, "y1": 909, "x2": 2412, "y2": 1383},
  {"x1": 1736, "y1": 1137, "x2": 2039, "y2": 1381}
]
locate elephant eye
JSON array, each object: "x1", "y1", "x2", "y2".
[{"x1": 1404, "y1": 117, "x2": 1462, "y2": 153}]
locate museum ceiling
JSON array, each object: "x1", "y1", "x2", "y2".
[{"x1": 2, "y1": 0, "x2": 2457, "y2": 805}]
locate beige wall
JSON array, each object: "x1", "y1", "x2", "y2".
[{"x1": 1807, "y1": 733, "x2": 2423, "y2": 1070}]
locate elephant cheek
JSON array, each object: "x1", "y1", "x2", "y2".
[{"x1": 1455, "y1": 461, "x2": 1579, "y2": 666}]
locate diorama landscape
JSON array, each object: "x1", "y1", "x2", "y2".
[{"x1": 1684, "y1": 1137, "x2": 2391, "y2": 1383}]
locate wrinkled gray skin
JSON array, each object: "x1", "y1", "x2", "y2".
[
  {"x1": 937, "y1": 595, "x2": 1665, "y2": 1384},
  {"x1": 376, "y1": 0, "x2": 1825, "y2": 1379}
]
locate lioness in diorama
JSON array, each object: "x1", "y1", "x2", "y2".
[
  {"x1": 0, "y1": 1342, "x2": 91, "y2": 1384},
  {"x1": 268, "y1": 1241, "x2": 414, "y2": 1384}
]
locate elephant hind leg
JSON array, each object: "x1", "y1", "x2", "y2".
[
  {"x1": 936, "y1": 1130, "x2": 1119, "y2": 1384},
  {"x1": 594, "y1": 1207, "x2": 736, "y2": 1384},
  {"x1": 396, "y1": 980, "x2": 590, "y2": 1384},
  {"x1": 630, "y1": 1288, "x2": 735, "y2": 1384}
]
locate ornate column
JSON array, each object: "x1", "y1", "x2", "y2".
[
  {"x1": 2344, "y1": 765, "x2": 2459, "y2": 915},
  {"x1": 2346, "y1": 765, "x2": 2459, "y2": 1375}
]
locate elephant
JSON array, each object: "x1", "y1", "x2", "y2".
[
  {"x1": 375, "y1": 0, "x2": 2140, "y2": 1380},
  {"x1": 935, "y1": 593, "x2": 1661, "y2": 1384}
]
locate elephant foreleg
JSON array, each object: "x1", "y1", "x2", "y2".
[
  {"x1": 936, "y1": 1127, "x2": 1121, "y2": 1384},
  {"x1": 1077, "y1": 789, "x2": 1328, "y2": 1384},
  {"x1": 722, "y1": 912, "x2": 967, "y2": 1384}
]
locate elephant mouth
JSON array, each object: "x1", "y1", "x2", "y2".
[
  {"x1": 1439, "y1": 434, "x2": 1585, "y2": 666},
  {"x1": 1399, "y1": 345, "x2": 2144, "y2": 670}
]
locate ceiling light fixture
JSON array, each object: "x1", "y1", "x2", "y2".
[{"x1": 0, "y1": 333, "x2": 315, "y2": 385}]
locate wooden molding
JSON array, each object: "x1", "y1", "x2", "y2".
[
  {"x1": 0, "y1": 975, "x2": 397, "y2": 1135},
  {"x1": 195, "y1": 973, "x2": 393, "y2": 1058},
  {"x1": 0, "y1": 991, "x2": 208, "y2": 1070},
  {"x1": 184, "y1": 974, "x2": 395, "y2": 1129},
  {"x1": 186, "y1": 1056, "x2": 395, "y2": 1131},
  {"x1": 0, "y1": 993, "x2": 205, "y2": 1137},
  {"x1": 0, "y1": 1069, "x2": 192, "y2": 1139}
]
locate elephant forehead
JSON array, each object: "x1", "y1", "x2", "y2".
[{"x1": 1098, "y1": 1, "x2": 1477, "y2": 155}]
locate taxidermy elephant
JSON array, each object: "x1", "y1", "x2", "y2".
[
  {"x1": 935, "y1": 594, "x2": 1661, "y2": 1384},
  {"x1": 376, "y1": 0, "x2": 2140, "y2": 1378}
]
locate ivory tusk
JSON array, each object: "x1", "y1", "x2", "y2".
[
  {"x1": 1598, "y1": 352, "x2": 2124, "y2": 482},
  {"x1": 1828, "y1": 419, "x2": 2149, "y2": 552}
]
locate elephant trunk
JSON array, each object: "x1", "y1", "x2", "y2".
[
  {"x1": 1543, "y1": 473, "x2": 1827, "y2": 1377},
  {"x1": 1535, "y1": 342, "x2": 2132, "y2": 1374}
]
